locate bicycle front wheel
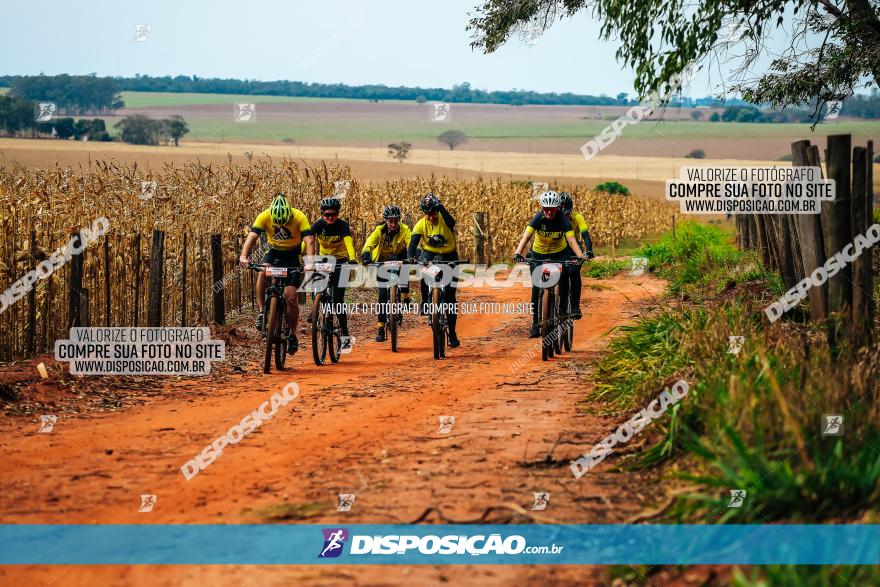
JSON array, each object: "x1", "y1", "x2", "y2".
[
  {"x1": 264, "y1": 296, "x2": 279, "y2": 374},
  {"x1": 311, "y1": 292, "x2": 329, "y2": 366},
  {"x1": 431, "y1": 287, "x2": 444, "y2": 360},
  {"x1": 541, "y1": 289, "x2": 553, "y2": 361},
  {"x1": 389, "y1": 285, "x2": 399, "y2": 352},
  {"x1": 274, "y1": 299, "x2": 287, "y2": 369}
]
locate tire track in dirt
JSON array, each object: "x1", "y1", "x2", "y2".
[{"x1": 0, "y1": 274, "x2": 666, "y2": 586}]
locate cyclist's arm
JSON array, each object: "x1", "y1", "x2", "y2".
[
  {"x1": 407, "y1": 234, "x2": 423, "y2": 259},
  {"x1": 582, "y1": 229, "x2": 594, "y2": 256},
  {"x1": 303, "y1": 235, "x2": 316, "y2": 258},
  {"x1": 514, "y1": 228, "x2": 534, "y2": 257},
  {"x1": 438, "y1": 204, "x2": 456, "y2": 229},
  {"x1": 565, "y1": 232, "x2": 584, "y2": 258},
  {"x1": 343, "y1": 235, "x2": 356, "y2": 260},
  {"x1": 240, "y1": 232, "x2": 260, "y2": 267}
]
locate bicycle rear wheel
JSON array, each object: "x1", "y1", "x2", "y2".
[
  {"x1": 311, "y1": 292, "x2": 329, "y2": 366},
  {"x1": 431, "y1": 287, "x2": 443, "y2": 360},
  {"x1": 541, "y1": 289, "x2": 552, "y2": 361},
  {"x1": 274, "y1": 300, "x2": 287, "y2": 369},
  {"x1": 328, "y1": 304, "x2": 341, "y2": 364},
  {"x1": 553, "y1": 291, "x2": 564, "y2": 355},
  {"x1": 389, "y1": 285, "x2": 399, "y2": 352},
  {"x1": 563, "y1": 314, "x2": 573, "y2": 352},
  {"x1": 264, "y1": 296, "x2": 279, "y2": 374}
]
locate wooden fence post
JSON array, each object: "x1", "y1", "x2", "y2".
[
  {"x1": 27, "y1": 230, "x2": 36, "y2": 356},
  {"x1": 791, "y1": 140, "x2": 827, "y2": 321},
  {"x1": 147, "y1": 229, "x2": 165, "y2": 327},
  {"x1": 850, "y1": 146, "x2": 871, "y2": 345},
  {"x1": 69, "y1": 232, "x2": 85, "y2": 328},
  {"x1": 103, "y1": 236, "x2": 111, "y2": 326},
  {"x1": 133, "y1": 233, "x2": 141, "y2": 327},
  {"x1": 473, "y1": 212, "x2": 486, "y2": 265},
  {"x1": 211, "y1": 234, "x2": 225, "y2": 325},
  {"x1": 824, "y1": 135, "x2": 853, "y2": 335},
  {"x1": 181, "y1": 233, "x2": 188, "y2": 327}
]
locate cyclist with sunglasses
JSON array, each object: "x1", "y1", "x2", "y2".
[
  {"x1": 407, "y1": 192, "x2": 461, "y2": 348},
  {"x1": 559, "y1": 192, "x2": 594, "y2": 320},
  {"x1": 361, "y1": 205, "x2": 412, "y2": 342},
  {"x1": 239, "y1": 193, "x2": 315, "y2": 354},
  {"x1": 308, "y1": 197, "x2": 357, "y2": 341},
  {"x1": 512, "y1": 191, "x2": 587, "y2": 338}
]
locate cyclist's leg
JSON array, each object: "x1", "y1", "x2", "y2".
[
  {"x1": 418, "y1": 251, "x2": 432, "y2": 316},
  {"x1": 570, "y1": 256, "x2": 583, "y2": 318},
  {"x1": 376, "y1": 267, "x2": 389, "y2": 338},
  {"x1": 281, "y1": 250, "x2": 303, "y2": 350},
  {"x1": 332, "y1": 265, "x2": 349, "y2": 336},
  {"x1": 256, "y1": 248, "x2": 280, "y2": 329},
  {"x1": 443, "y1": 253, "x2": 460, "y2": 344},
  {"x1": 556, "y1": 250, "x2": 571, "y2": 319}
]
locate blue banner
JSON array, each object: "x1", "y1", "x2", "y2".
[{"x1": 0, "y1": 524, "x2": 877, "y2": 565}]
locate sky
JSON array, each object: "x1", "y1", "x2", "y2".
[{"x1": 2, "y1": 0, "x2": 779, "y2": 97}]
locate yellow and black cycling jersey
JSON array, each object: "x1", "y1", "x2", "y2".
[
  {"x1": 251, "y1": 208, "x2": 312, "y2": 251},
  {"x1": 526, "y1": 211, "x2": 574, "y2": 255},
  {"x1": 410, "y1": 207, "x2": 456, "y2": 255},
  {"x1": 308, "y1": 218, "x2": 356, "y2": 261},
  {"x1": 362, "y1": 222, "x2": 412, "y2": 262},
  {"x1": 570, "y1": 211, "x2": 589, "y2": 235}
]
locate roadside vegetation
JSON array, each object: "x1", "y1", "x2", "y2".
[{"x1": 589, "y1": 222, "x2": 880, "y2": 585}]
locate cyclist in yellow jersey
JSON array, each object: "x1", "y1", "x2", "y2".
[
  {"x1": 239, "y1": 193, "x2": 315, "y2": 354},
  {"x1": 560, "y1": 192, "x2": 594, "y2": 320},
  {"x1": 512, "y1": 191, "x2": 586, "y2": 338},
  {"x1": 407, "y1": 192, "x2": 461, "y2": 348},
  {"x1": 309, "y1": 197, "x2": 357, "y2": 340},
  {"x1": 361, "y1": 205, "x2": 413, "y2": 342}
]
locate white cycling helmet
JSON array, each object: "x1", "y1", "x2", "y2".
[{"x1": 539, "y1": 190, "x2": 561, "y2": 208}]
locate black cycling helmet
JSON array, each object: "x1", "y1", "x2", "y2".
[
  {"x1": 382, "y1": 205, "x2": 402, "y2": 219},
  {"x1": 559, "y1": 192, "x2": 573, "y2": 214},
  {"x1": 319, "y1": 197, "x2": 341, "y2": 212},
  {"x1": 419, "y1": 192, "x2": 441, "y2": 213}
]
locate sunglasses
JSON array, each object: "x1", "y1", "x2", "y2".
[{"x1": 322, "y1": 212, "x2": 338, "y2": 218}]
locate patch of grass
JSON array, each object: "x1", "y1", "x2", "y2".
[
  {"x1": 583, "y1": 259, "x2": 627, "y2": 279},
  {"x1": 248, "y1": 501, "x2": 324, "y2": 521}
]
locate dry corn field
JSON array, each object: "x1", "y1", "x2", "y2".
[{"x1": 0, "y1": 158, "x2": 678, "y2": 359}]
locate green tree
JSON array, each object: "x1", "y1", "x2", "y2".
[
  {"x1": 468, "y1": 1, "x2": 880, "y2": 121},
  {"x1": 709, "y1": 112, "x2": 721, "y2": 121},
  {"x1": 163, "y1": 115, "x2": 189, "y2": 146},
  {"x1": 114, "y1": 115, "x2": 162, "y2": 145},
  {"x1": 387, "y1": 141, "x2": 412, "y2": 163},
  {"x1": 54, "y1": 117, "x2": 76, "y2": 139},
  {"x1": 437, "y1": 129, "x2": 468, "y2": 150}
]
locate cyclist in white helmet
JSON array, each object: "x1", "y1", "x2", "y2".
[{"x1": 512, "y1": 190, "x2": 586, "y2": 338}]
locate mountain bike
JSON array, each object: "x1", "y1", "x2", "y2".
[
  {"x1": 248, "y1": 263, "x2": 304, "y2": 374},
  {"x1": 309, "y1": 261, "x2": 347, "y2": 366},
  {"x1": 416, "y1": 259, "x2": 469, "y2": 360},
  {"x1": 525, "y1": 259, "x2": 583, "y2": 361},
  {"x1": 367, "y1": 260, "x2": 406, "y2": 352}
]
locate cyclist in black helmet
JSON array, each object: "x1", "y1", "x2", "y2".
[
  {"x1": 362, "y1": 204, "x2": 413, "y2": 342},
  {"x1": 308, "y1": 197, "x2": 357, "y2": 342},
  {"x1": 407, "y1": 192, "x2": 461, "y2": 348},
  {"x1": 559, "y1": 192, "x2": 594, "y2": 320}
]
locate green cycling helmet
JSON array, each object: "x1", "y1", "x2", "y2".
[{"x1": 269, "y1": 194, "x2": 293, "y2": 225}]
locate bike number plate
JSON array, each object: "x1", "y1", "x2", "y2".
[
  {"x1": 314, "y1": 262, "x2": 335, "y2": 272},
  {"x1": 265, "y1": 267, "x2": 288, "y2": 277},
  {"x1": 423, "y1": 265, "x2": 442, "y2": 278},
  {"x1": 542, "y1": 263, "x2": 563, "y2": 274}
]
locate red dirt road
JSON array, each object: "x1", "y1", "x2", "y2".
[{"x1": 0, "y1": 275, "x2": 669, "y2": 586}]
